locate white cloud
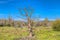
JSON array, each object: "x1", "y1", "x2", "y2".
[
  {"x1": 40, "y1": 18, "x2": 55, "y2": 21},
  {"x1": 0, "y1": 1, "x2": 7, "y2": 3},
  {"x1": 0, "y1": 0, "x2": 14, "y2": 4},
  {"x1": 34, "y1": 18, "x2": 55, "y2": 21},
  {"x1": 14, "y1": 18, "x2": 56, "y2": 22},
  {"x1": 14, "y1": 18, "x2": 27, "y2": 22}
]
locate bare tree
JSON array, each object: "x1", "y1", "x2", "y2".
[
  {"x1": 8, "y1": 13, "x2": 13, "y2": 27},
  {"x1": 43, "y1": 18, "x2": 49, "y2": 27},
  {"x1": 18, "y1": 7, "x2": 34, "y2": 37}
]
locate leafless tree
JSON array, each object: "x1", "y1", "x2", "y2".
[
  {"x1": 43, "y1": 18, "x2": 49, "y2": 27},
  {"x1": 18, "y1": 7, "x2": 34, "y2": 37}
]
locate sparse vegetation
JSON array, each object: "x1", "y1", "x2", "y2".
[
  {"x1": 0, "y1": 27, "x2": 60, "y2": 40},
  {"x1": 0, "y1": 27, "x2": 28, "y2": 40}
]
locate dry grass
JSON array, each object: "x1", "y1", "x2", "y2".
[{"x1": 0, "y1": 27, "x2": 60, "y2": 40}]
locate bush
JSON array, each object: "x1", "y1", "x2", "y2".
[{"x1": 52, "y1": 19, "x2": 60, "y2": 31}]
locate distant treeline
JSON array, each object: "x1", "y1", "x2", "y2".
[{"x1": 0, "y1": 18, "x2": 53, "y2": 27}]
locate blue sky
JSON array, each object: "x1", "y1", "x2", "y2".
[{"x1": 0, "y1": 0, "x2": 60, "y2": 20}]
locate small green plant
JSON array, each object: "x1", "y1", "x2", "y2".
[{"x1": 52, "y1": 19, "x2": 60, "y2": 31}]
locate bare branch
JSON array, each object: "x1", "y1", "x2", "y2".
[
  {"x1": 24, "y1": 8, "x2": 29, "y2": 17},
  {"x1": 16, "y1": 15, "x2": 26, "y2": 20},
  {"x1": 18, "y1": 8, "x2": 27, "y2": 16}
]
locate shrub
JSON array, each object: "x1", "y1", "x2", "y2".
[{"x1": 52, "y1": 19, "x2": 60, "y2": 31}]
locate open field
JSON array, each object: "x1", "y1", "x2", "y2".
[{"x1": 0, "y1": 27, "x2": 60, "y2": 40}]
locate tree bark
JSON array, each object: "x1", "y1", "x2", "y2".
[{"x1": 28, "y1": 18, "x2": 33, "y2": 37}]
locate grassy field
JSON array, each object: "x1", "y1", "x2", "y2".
[{"x1": 0, "y1": 27, "x2": 60, "y2": 40}]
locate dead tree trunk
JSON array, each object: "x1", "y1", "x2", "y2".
[
  {"x1": 17, "y1": 7, "x2": 35, "y2": 40},
  {"x1": 28, "y1": 18, "x2": 34, "y2": 37}
]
